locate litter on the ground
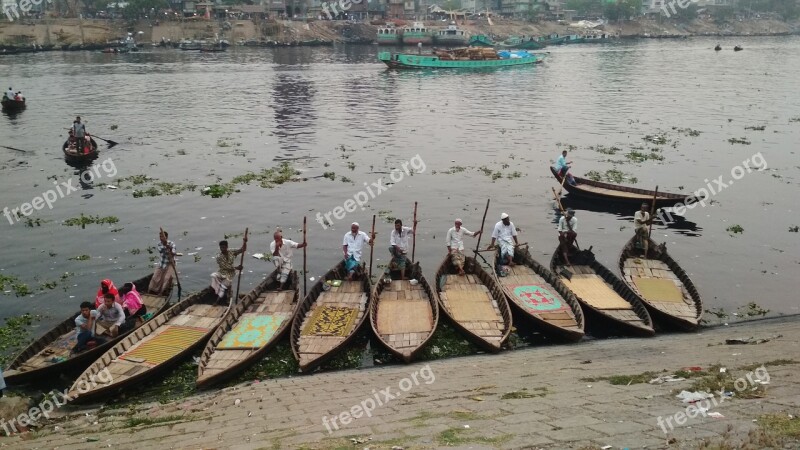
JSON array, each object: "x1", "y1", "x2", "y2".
[
  {"x1": 725, "y1": 334, "x2": 782, "y2": 345},
  {"x1": 649, "y1": 374, "x2": 686, "y2": 384},
  {"x1": 720, "y1": 367, "x2": 727, "y2": 373},
  {"x1": 708, "y1": 412, "x2": 725, "y2": 418},
  {"x1": 676, "y1": 390, "x2": 714, "y2": 403}
]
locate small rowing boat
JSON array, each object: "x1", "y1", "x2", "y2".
[
  {"x1": 3, "y1": 274, "x2": 172, "y2": 385},
  {"x1": 67, "y1": 287, "x2": 227, "y2": 403},
  {"x1": 551, "y1": 244, "x2": 654, "y2": 337},
  {"x1": 434, "y1": 255, "x2": 512, "y2": 352},
  {"x1": 618, "y1": 236, "x2": 702, "y2": 330},
  {"x1": 62, "y1": 136, "x2": 98, "y2": 162},
  {"x1": 1, "y1": 97, "x2": 26, "y2": 111},
  {"x1": 290, "y1": 261, "x2": 372, "y2": 372},
  {"x1": 550, "y1": 166, "x2": 698, "y2": 208},
  {"x1": 494, "y1": 246, "x2": 585, "y2": 342},
  {"x1": 196, "y1": 269, "x2": 300, "y2": 388},
  {"x1": 369, "y1": 262, "x2": 439, "y2": 363}
]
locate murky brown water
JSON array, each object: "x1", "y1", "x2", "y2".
[{"x1": 1, "y1": 36, "x2": 799, "y2": 339}]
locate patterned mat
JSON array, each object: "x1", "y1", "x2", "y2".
[
  {"x1": 632, "y1": 277, "x2": 684, "y2": 303},
  {"x1": 504, "y1": 284, "x2": 571, "y2": 313},
  {"x1": 300, "y1": 306, "x2": 358, "y2": 337},
  {"x1": 50, "y1": 329, "x2": 79, "y2": 351},
  {"x1": 120, "y1": 325, "x2": 208, "y2": 365},
  {"x1": 218, "y1": 313, "x2": 290, "y2": 349}
]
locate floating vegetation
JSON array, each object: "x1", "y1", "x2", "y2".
[
  {"x1": 585, "y1": 169, "x2": 638, "y2": 184},
  {"x1": 377, "y1": 210, "x2": 396, "y2": 224},
  {"x1": 119, "y1": 174, "x2": 151, "y2": 186},
  {"x1": 736, "y1": 302, "x2": 770, "y2": 318},
  {"x1": 590, "y1": 145, "x2": 621, "y2": 155},
  {"x1": 673, "y1": 127, "x2": 701, "y2": 137},
  {"x1": 340, "y1": 176, "x2": 352, "y2": 183},
  {"x1": 644, "y1": 133, "x2": 668, "y2": 145},
  {"x1": 0, "y1": 275, "x2": 31, "y2": 297},
  {"x1": 130, "y1": 248, "x2": 141, "y2": 255},
  {"x1": 0, "y1": 314, "x2": 41, "y2": 366},
  {"x1": 442, "y1": 166, "x2": 467, "y2": 174},
  {"x1": 478, "y1": 166, "x2": 493, "y2": 177},
  {"x1": 626, "y1": 150, "x2": 664, "y2": 163},
  {"x1": 63, "y1": 214, "x2": 119, "y2": 228},
  {"x1": 789, "y1": 117, "x2": 800, "y2": 123},
  {"x1": 506, "y1": 171, "x2": 522, "y2": 179},
  {"x1": 705, "y1": 307, "x2": 729, "y2": 319},
  {"x1": 347, "y1": 162, "x2": 356, "y2": 171},
  {"x1": 109, "y1": 124, "x2": 118, "y2": 130},
  {"x1": 202, "y1": 163, "x2": 301, "y2": 198},
  {"x1": 789, "y1": 226, "x2": 798, "y2": 233},
  {"x1": 745, "y1": 125, "x2": 766, "y2": 131},
  {"x1": 201, "y1": 184, "x2": 233, "y2": 198},
  {"x1": 177, "y1": 149, "x2": 186, "y2": 156},
  {"x1": 24, "y1": 217, "x2": 48, "y2": 227},
  {"x1": 726, "y1": 224, "x2": 744, "y2": 234},
  {"x1": 133, "y1": 182, "x2": 196, "y2": 198},
  {"x1": 728, "y1": 137, "x2": 751, "y2": 145},
  {"x1": 322, "y1": 171, "x2": 336, "y2": 181},
  {"x1": 216, "y1": 138, "x2": 239, "y2": 148}
]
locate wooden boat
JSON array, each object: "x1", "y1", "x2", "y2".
[
  {"x1": 377, "y1": 24, "x2": 402, "y2": 45},
  {"x1": 1, "y1": 97, "x2": 26, "y2": 111},
  {"x1": 290, "y1": 261, "x2": 372, "y2": 372},
  {"x1": 434, "y1": 255, "x2": 512, "y2": 352},
  {"x1": 66, "y1": 287, "x2": 227, "y2": 403},
  {"x1": 563, "y1": 34, "x2": 586, "y2": 44},
  {"x1": 196, "y1": 269, "x2": 300, "y2": 388},
  {"x1": 3, "y1": 275, "x2": 172, "y2": 385},
  {"x1": 550, "y1": 244, "x2": 654, "y2": 337},
  {"x1": 550, "y1": 166, "x2": 700, "y2": 208},
  {"x1": 499, "y1": 36, "x2": 546, "y2": 50},
  {"x1": 62, "y1": 136, "x2": 99, "y2": 162},
  {"x1": 369, "y1": 262, "x2": 439, "y2": 363},
  {"x1": 493, "y1": 246, "x2": 585, "y2": 342},
  {"x1": 468, "y1": 34, "x2": 495, "y2": 47},
  {"x1": 401, "y1": 22, "x2": 432, "y2": 45},
  {"x1": 618, "y1": 236, "x2": 702, "y2": 331},
  {"x1": 379, "y1": 48, "x2": 541, "y2": 70},
  {"x1": 433, "y1": 23, "x2": 468, "y2": 47}
]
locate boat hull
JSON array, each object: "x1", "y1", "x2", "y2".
[
  {"x1": 402, "y1": 35, "x2": 433, "y2": 45},
  {"x1": 1, "y1": 98, "x2": 26, "y2": 111},
  {"x1": 434, "y1": 36, "x2": 468, "y2": 46},
  {"x1": 618, "y1": 236, "x2": 702, "y2": 331},
  {"x1": 378, "y1": 51, "x2": 540, "y2": 69},
  {"x1": 550, "y1": 166, "x2": 696, "y2": 208},
  {"x1": 377, "y1": 35, "x2": 402, "y2": 45},
  {"x1": 468, "y1": 35, "x2": 495, "y2": 47},
  {"x1": 62, "y1": 138, "x2": 99, "y2": 162}
]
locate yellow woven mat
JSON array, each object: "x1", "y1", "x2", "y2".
[
  {"x1": 120, "y1": 325, "x2": 208, "y2": 365},
  {"x1": 442, "y1": 290, "x2": 497, "y2": 322},
  {"x1": 632, "y1": 277, "x2": 684, "y2": 303},
  {"x1": 300, "y1": 306, "x2": 358, "y2": 337},
  {"x1": 377, "y1": 300, "x2": 432, "y2": 335},
  {"x1": 562, "y1": 275, "x2": 632, "y2": 310}
]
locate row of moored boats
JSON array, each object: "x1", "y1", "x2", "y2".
[{"x1": 378, "y1": 22, "x2": 613, "y2": 47}]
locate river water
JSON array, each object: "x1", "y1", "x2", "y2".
[{"x1": 1, "y1": 36, "x2": 799, "y2": 338}]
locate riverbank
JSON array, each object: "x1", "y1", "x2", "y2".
[
  {"x1": 1, "y1": 16, "x2": 798, "y2": 49},
  {"x1": 0, "y1": 316, "x2": 798, "y2": 448}
]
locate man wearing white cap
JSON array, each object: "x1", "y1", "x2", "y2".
[
  {"x1": 342, "y1": 222, "x2": 374, "y2": 280},
  {"x1": 445, "y1": 218, "x2": 481, "y2": 276},
  {"x1": 489, "y1": 213, "x2": 519, "y2": 267}
]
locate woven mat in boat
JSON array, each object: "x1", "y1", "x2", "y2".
[
  {"x1": 218, "y1": 313, "x2": 291, "y2": 349},
  {"x1": 503, "y1": 284, "x2": 571, "y2": 313},
  {"x1": 561, "y1": 275, "x2": 632, "y2": 310},
  {"x1": 120, "y1": 326, "x2": 208, "y2": 365},
  {"x1": 632, "y1": 277, "x2": 683, "y2": 303},
  {"x1": 441, "y1": 290, "x2": 497, "y2": 322},
  {"x1": 50, "y1": 329, "x2": 79, "y2": 351},
  {"x1": 377, "y1": 300, "x2": 432, "y2": 335},
  {"x1": 300, "y1": 306, "x2": 358, "y2": 337}
]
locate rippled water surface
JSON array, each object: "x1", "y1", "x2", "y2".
[{"x1": 2, "y1": 36, "x2": 799, "y2": 337}]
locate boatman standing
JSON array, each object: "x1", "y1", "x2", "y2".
[
  {"x1": 148, "y1": 231, "x2": 176, "y2": 295},
  {"x1": 557, "y1": 208, "x2": 577, "y2": 265},
  {"x1": 634, "y1": 202, "x2": 654, "y2": 255},
  {"x1": 446, "y1": 218, "x2": 481, "y2": 276},
  {"x1": 385, "y1": 219, "x2": 414, "y2": 281},
  {"x1": 488, "y1": 213, "x2": 519, "y2": 267},
  {"x1": 72, "y1": 116, "x2": 87, "y2": 151},
  {"x1": 342, "y1": 222, "x2": 373, "y2": 281},
  {"x1": 211, "y1": 235, "x2": 247, "y2": 305},
  {"x1": 270, "y1": 230, "x2": 306, "y2": 290}
]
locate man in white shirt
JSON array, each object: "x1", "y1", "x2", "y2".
[
  {"x1": 557, "y1": 208, "x2": 578, "y2": 265},
  {"x1": 634, "y1": 202, "x2": 654, "y2": 254},
  {"x1": 342, "y1": 222, "x2": 374, "y2": 280},
  {"x1": 446, "y1": 218, "x2": 481, "y2": 276},
  {"x1": 270, "y1": 230, "x2": 307, "y2": 289},
  {"x1": 488, "y1": 213, "x2": 519, "y2": 267},
  {"x1": 4, "y1": 87, "x2": 14, "y2": 101},
  {"x1": 95, "y1": 294, "x2": 126, "y2": 337},
  {"x1": 386, "y1": 219, "x2": 414, "y2": 281}
]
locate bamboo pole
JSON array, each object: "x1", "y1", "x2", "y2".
[
  {"x1": 411, "y1": 201, "x2": 418, "y2": 263},
  {"x1": 159, "y1": 227, "x2": 181, "y2": 300},
  {"x1": 368, "y1": 215, "x2": 376, "y2": 279},
  {"x1": 645, "y1": 186, "x2": 658, "y2": 258},
  {"x1": 302, "y1": 216, "x2": 307, "y2": 298},
  {"x1": 233, "y1": 228, "x2": 249, "y2": 304}
]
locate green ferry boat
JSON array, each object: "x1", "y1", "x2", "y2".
[
  {"x1": 500, "y1": 36, "x2": 546, "y2": 50},
  {"x1": 378, "y1": 47, "x2": 542, "y2": 69},
  {"x1": 377, "y1": 25, "x2": 402, "y2": 45},
  {"x1": 402, "y1": 22, "x2": 433, "y2": 45},
  {"x1": 468, "y1": 34, "x2": 495, "y2": 47}
]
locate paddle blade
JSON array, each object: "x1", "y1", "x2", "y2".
[{"x1": 559, "y1": 268, "x2": 573, "y2": 281}]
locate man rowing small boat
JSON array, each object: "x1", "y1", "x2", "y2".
[
  {"x1": 445, "y1": 218, "x2": 481, "y2": 276},
  {"x1": 342, "y1": 222, "x2": 373, "y2": 281},
  {"x1": 385, "y1": 219, "x2": 414, "y2": 281},
  {"x1": 557, "y1": 208, "x2": 577, "y2": 265},
  {"x1": 553, "y1": 150, "x2": 576, "y2": 186},
  {"x1": 148, "y1": 231, "x2": 176, "y2": 295},
  {"x1": 634, "y1": 202, "x2": 655, "y2": 255},
  {"x1": 211, "y1": 236, "x2": 248, "y2": 304},
  {"x1": 72, "y1": 116, "x2": 87, "y2": 151},
  {"x1": 488, "y1": 213, "x2": 519, "y2": 267},
  {"x1": 270, "y1": 230, "x2": 306, "y2": 290}
]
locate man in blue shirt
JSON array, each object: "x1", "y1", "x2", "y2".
[{"x1": 554, "y1": 150, "x2": 576, "y2": 186}]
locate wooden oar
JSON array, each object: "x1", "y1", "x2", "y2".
[
  {"x1": 474, "y1": 199, "x2": 490, "y2": 255},
  {"x1": 644, "y1": 186, "x2": 658, "y2": 259},
  {"x1": 159, "y1": 227, "x2": 182, "y2": 301},
  {"x1": 233, "y1": 228, "x2": 249, "y2": 304},
  {"x1": 1, "y1": 145, "x2": 28, "y2": 153},
  {"x1": 411, "y1": 201, "x2": 418, "y2": 263},
  {"x1": 92, "y1": 135, "x2": 119, "y2": 147},
  {"x1": 368, "y1": 215, "x2": 376, "y2": 279},
  {"x1": 302, "y1": 216, "x2": 307, "y2": 298},
  {"x1": 557, "y1": 168, "x2": 569, "y2": 195}
]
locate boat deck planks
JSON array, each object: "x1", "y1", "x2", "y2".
[{"x1": 439, "y1": 274, "x2": 505, "y2": 346}]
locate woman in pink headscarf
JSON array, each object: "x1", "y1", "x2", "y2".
[
  {"x1": 119, "y1": 282, "x2": 146, "y2": 318},
  {"x1": 95, "y1": 279, "x2": 120, "y2": 308}
]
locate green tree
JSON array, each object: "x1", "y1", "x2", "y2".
[
  {"x1": 604, "y1": 0, "x2": 637, "y2": 22},
  {"x1": 566, "y1": 0, "x2": 601, "y2": 16}
]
